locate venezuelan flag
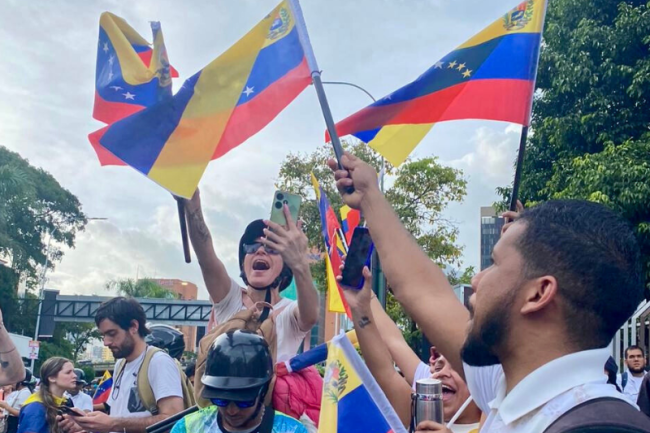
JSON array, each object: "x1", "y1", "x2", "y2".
[
  {"x1": 92, "y1": 371, "x2": 113, "y2": 405},
  {"x1": 332, "y1": 0, "x2": 547, "y2": 166},
  {"x1": 311, "y1": 174, "x2": 352, "y2": 317},
  {"x1": 340, "y1": 205, "x2": 361, "y2": 245},
  {"x1": 90, "y1": 1, "x2": 311, "y2": 198},
  {"x1": 319, "y1": 333, "x2": 407, "y2": 433}
]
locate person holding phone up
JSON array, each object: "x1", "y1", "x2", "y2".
[{"x1": 182, "y1": 188, "x2": 319, "y2": 363}]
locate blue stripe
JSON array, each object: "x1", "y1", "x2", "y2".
[
  {"x1": 236, "y1": 26, "x2": 305, "y2": 106},
  {"x1": 370, "y1": 32, "x2": 540, "y2": 107},
  {"x1": 99, "y1": 72, "x2": 201, "y2": 174},
  {"x1": 338, "y1": 385, "x2": 393, "y2": 433},
  {"x1": 353, "y1": 128, "x2": 381, "y2": 143}
]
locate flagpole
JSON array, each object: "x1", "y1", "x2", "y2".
[
  {"x1": 508, "y1": 0, "x2": 549, "y2": 212},
  {"x1": 176, "y1": 200, "x2": 191, "y2": 263}
]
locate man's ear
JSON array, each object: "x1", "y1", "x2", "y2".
[
  {"x1": 130, "y1": 319, "x2": 139, "y2": 335},
  {"x1": 520, "y1": 275, "x2": 558, "y2": 315}
]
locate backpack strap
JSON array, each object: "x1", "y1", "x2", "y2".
[
  {"x1": 543, "y1": 397, "x2": 650, "y2": 433},
  {"x1": 137, "y1": 347, "x2": 162, "y2": 415},
  {"x1": 621, "y1": 371, "x2": 628, "y2": 391}
]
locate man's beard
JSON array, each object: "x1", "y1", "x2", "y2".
[
  {"x1": 628, "y1": 365, "x2": 646, "y2": 375},
  {"x1": 461, "y1": 294, "x2": 514, "y2": 367},
  {"x1": 112, "y1": 333, "x2": 136, "y2": 359}
]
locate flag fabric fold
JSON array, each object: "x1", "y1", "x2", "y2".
[
  {"x1": 90, "y1": 1, "x2": 312, "y2": 198},
  {"x1": 92, "y1": 371, "x2": 113, "y2": 405},
  {"x1": 319, "y1": 333, "x2": 408, "y2": 433},
  {"x1": 340, "y1": 205, "x2": 361, "y2": 245},
  {"x1": 331, "y1": 0, "x2": 547, "y2": 166},
  {"x1": 311, "y1": 174, "x2": 352, "y2": 317}
]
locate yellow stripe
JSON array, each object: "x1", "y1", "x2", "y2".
[
  {"x1": 369, "y1": 123, "x2": 435, "y2": 167},
  {"x1": 262, "y1": 4, "x2": 297, "y2": 49},
  {"x1": 311, "y1": 172, "x2": 322, "y2": 200},
  {"x1": 457, "y1": 0, "x2": 546, "y2": 49},
  {"x1": 100, "y1": 12, "x2": 156, "y2": 86},
  {"x1": 326, "y1": 255, "x2": 346, "y2": 313},
  {"x1": 147, "y1": 1, "x2": 287, "y2": 198}
]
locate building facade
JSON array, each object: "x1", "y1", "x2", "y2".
[{"x1": 480, "y1": 206, "x2": 505, "y2": 270}]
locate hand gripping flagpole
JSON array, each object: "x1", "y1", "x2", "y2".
[{"x1": 508, "y1": 0, "x2": 549, "y2": 212}]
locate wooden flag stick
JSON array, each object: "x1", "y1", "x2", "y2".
[
  {"x1": 176, "y1": 200, "x2": 191, "y2": 263},
  {"x1": 509, "y1": 126, "x2": 529, "y2": 212}
]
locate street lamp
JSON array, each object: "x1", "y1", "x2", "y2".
[
  {"x1": 321, "y1": 81, "x2": 387, "y2": 309},
  {"x1": 30, "y1": 217, "x2": 108, "y2": 370}
]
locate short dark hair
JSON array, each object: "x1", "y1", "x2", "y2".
[
  {"x1": 625, "y1": 345, "x2": 644, "y2": 358},
  {"x1": 516, "y1": 200, "x2": 643, "y2": 350},
  {"x1": 95, "y1": 297, "x2": 150, "y2": 338},
  {"x1": 185, "y1": 361, "x2": 196, "y2": 378}
]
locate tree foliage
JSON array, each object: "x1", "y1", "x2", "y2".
[
  {"x1": 0, "y1": 146, "x2": 86, "y2": 288},
  {"x1": 107, "y1": 278, "x2": 179, "y2": 299},
  {"x1": 504, "y1": 0, "x2": 650, "y2": 294},
  {"x1": 276, "y1": 140, "x2": 468, "y2": 347}
]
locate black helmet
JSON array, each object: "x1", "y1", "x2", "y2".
[
  {"x1": 145, "y1": 324, "x2": 185, "y2": 360},
  {"x1": 201, "y1": 330, "x2": 273, "y2": 401},
  {"x1": 238, "y1": 219, "x2": 293, "y2": 291},
  {"x1": 73, "y1": 368, "x2": 87, "y2": 386},
  {"x1": 20, "y1": 369, "x2": 33, "y2": 386}
]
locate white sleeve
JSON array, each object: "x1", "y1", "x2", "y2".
[
  {"x1": 212, "y1": 278, "x2": 245, "y2": 324},
  {"x1": 274, "y1": 301, "x2": 307, "y2": 362},
  {"x1": 14, "y1": 389, "x2": 31, "y2": 408},
  {"x1": 463, "y1": 363, "x2": 504, "y2": 414},
  {"x1": 411, "y1": 362, "x2": 432, "y2": 390},
  {"x1": 78, "y1": 393, "x2": 94, "y2": 412},
  {"x1": 148, "y1": 353, "x2": 183, "y2": 402}
]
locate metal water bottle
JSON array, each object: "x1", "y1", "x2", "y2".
[{"x1": 414, "y1": 378, "x2": 444, "y2": 427}]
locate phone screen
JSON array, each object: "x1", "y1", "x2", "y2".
[{"x1": 340, "y1": 228, "x2": 373, "y2": 289}]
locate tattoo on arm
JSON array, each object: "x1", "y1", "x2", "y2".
[
  {"x1": 358, "y1": 316, "x2": 372, "y2": 328},
  {"x1": 187, "y1": 208, "x2": 212, "y2": 243}
]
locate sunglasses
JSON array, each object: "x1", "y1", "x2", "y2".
[
  {"x1": 243, "y1": 242, "x2": 278, "y2": 255},
  {"x1": 211, "y1": 397, "x2": 257, "y2": 408}
]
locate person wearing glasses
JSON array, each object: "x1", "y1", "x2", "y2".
[
  {"x1": 182, "y1": 189, "x2": 319, "y2": 363},
  {"x1": 171, "y1": 330, "x2": 307, "y2": 433}
]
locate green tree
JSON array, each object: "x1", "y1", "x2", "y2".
[
  {"x1": 64, "y1": 322, "x2": 102, "y2": 362},
  {"x1": 0, "y1": 146, "x2": 87, "y2": 288},
  {"x1": 107, "y1": 278, "x2": 179, "y2": 299},
  {"x1": 276, "y1": 140, "x2": 467, "y2": 348},
  {"x1": 502, "y1": 0, "x2": 650, "y2": 293}
]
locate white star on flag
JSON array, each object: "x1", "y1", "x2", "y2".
[
  {"x1": 434, "y1": 61, "x2": 444, "y2": 69},
  {"x1": 109, "y1": 55, "x2": 115, "y2": 65},
  {"x1": 108, "y1": 71, "x2": 113, "y2": 80},
  {"x1": 123, "y1": 92, "x2": 135, "y2": 100},
  {"x1": 103, "y1": 42, "x2": 109, "y2": 53},
  {"x1": 243, "y1": 86, "x2": 254, "y2": 97},
  {"x1": 110, "y1": 86, "x2": 122, "y2": 91}
]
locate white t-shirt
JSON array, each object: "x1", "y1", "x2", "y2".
[
  {"x1": 450, "y1": 423, "x2": 480, "y2": 433},
  {"x1": 212, "y1": 278, "x2": 308, "y2": 362},
  {"x1": 6, "y1": 388, "x2": 31, "y2": 414},
  {"x1": 464, "y1": 348, "x2": 634, "y2": 432},
  {"x1": 412, "y1": 361, "x2": 432, "y2": 390},
  {"x1": 108, "y1": 347, "x2": 183, "y2": 433},
  {"x1": 622, "y1": 372, "x2": 646, "y2": 403},
  {"x1": 64, "y1": 391, "x2": 94, "y2": 412}
]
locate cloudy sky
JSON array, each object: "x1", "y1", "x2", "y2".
[{"x1": 1, "y1": 0, "x2": 521, "y2": 300}]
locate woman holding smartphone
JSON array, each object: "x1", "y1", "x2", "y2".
[{"x1": 17, "y1": 357, "x2": 77, "y2": 433}]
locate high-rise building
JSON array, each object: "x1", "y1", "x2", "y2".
[
  {"x1": 151, "y1": 279, "x2": 199, "y2": 353},
  {"x1": 480, "y1": 207, "x2": 505, "y2": 270}
]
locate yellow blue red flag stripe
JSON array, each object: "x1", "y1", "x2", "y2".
[
  {"x1": 319, "y1": 333, "x2": 407, "y2": 433},
  {"x1": 331, "y1": 0, "x2": 547, "y2": 166},
  {"x1": 89, "y1": 1, "x2": 311, "y2": 198}
]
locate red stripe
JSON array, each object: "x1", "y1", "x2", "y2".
[
  {"x1": 213, "y1": 58, "x2": 311, "y2": 159},
  {"x1": 335, "y1": 79, "x2": 534, "y2": 138},
  {"x1": 92, "y1": 92, "x2": 145, "y2": 125},
  {"x1": 137, "y1": 51, "x2": 180, "y2": 77},
  {"x1": 88, "y1": 126, "x2": 127, "y2": 166}
]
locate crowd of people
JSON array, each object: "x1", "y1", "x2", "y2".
[{"x1": 2, "y1": 153, "x2": 650, "y2": 432}]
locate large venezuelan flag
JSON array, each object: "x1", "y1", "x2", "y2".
[
  {"x1": 332, "y1": 0, "x2": 547, "y2": 166},
  {"x1": 92, "y1": 371, "x2": 113, "y2": 405},
  {"x1": 91, "y1": 12, "x2": 179, "y2": 165},
  {"x1": 319, "y1": 333, "x2": 407, "y2": 433},
  {"x1": 311, "y1": 174, "x2": 352, "y2": 317},
  {"x1": 90, "y1": 1, "x2": 311, "y2": 198}
]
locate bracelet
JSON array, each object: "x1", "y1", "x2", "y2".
[{"x1": 0, "y1": 347, "x2": 16, "y2": 355}]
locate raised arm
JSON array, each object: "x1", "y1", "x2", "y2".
[
  {"x1": 342, "y1": 268, "x2": 413, "y2": 427},
  {"x1": 328, "y1": 154, "x2": 469, "y2": 375},
  {"x1": 182, "y1": 189, "x2": 231, "y2": 303},
  {"x1": 0, "y1": 309, "x2": 25, "y2": 386}
]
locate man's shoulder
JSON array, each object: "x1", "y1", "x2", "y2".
[
  {"x1": 178, "y1": 406, "x2": 219, "y2": 432},
  {"x1": 272, "y1": 411, "x2": 308, "y2": 433}
]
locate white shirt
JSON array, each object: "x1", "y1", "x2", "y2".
[
  {"x1": 412, "y1": 361, "x2": 431, "y2": 390},
  {"x1": 450, "y1": 423, "x2": 480, "y2": 433},
  {"x1": 622, "y1": 371, "x2": 646, "y2": 403},
  {"x1": 64, "y1": 391, "x2": 93, "y2": 412},
  {"x1": 212, "y1": 278, "x2": 308, "y2": 362},
  {"x1": 108, "y1": 347, "x2": 183, "y2": 433},
  {"x1": 464, "y1": 348, "x2": 636, "y2": 432},
  {"x1": 6, "y1": 388, "x2": 31, "y2": 415}
]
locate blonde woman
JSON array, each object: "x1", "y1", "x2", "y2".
[{"x1": 17, "y1": 358, "x2": 77, "y2": 433}]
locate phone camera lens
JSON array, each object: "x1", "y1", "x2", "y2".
[
  {"x1": 276, "y1": 193, "x2": 284, "y2": 200},
  {"x1": 275, "y1": 202, "x2": 282, "y2": 209}
]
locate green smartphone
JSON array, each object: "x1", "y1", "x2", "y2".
[{"x1": 270, "y1": 190, "x2": 302, "y2": 226}]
